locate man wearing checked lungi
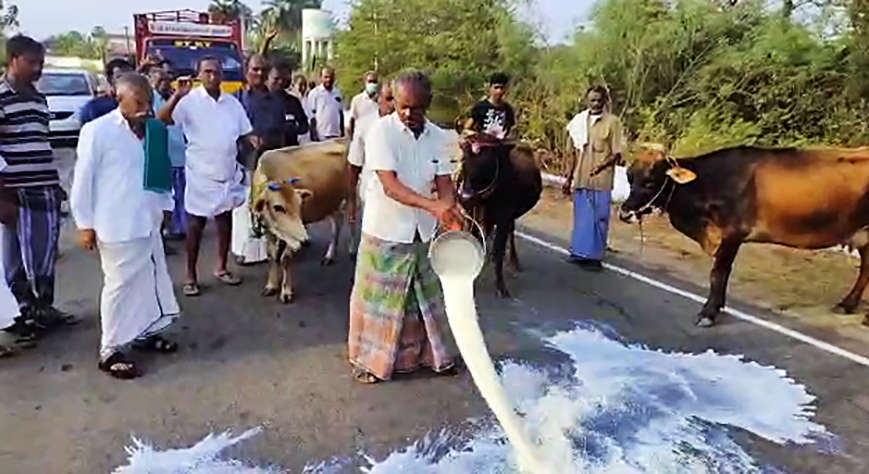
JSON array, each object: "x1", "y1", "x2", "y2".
[
  {"x1": 563, "y1": 85, "x2": 625, "y2": 271},
  {"x1": 347, "y1": 70, "x2": 463, "y2": 384}
]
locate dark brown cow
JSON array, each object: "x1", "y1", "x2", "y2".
[
  {"x1": 619, "y1": 144, "x2": 869, "y2": 327},
  {"x1": 458, "y1": 133, "x2": 542, "y2": 297}
]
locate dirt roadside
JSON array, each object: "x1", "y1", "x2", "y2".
[{"x1": 520, "y1": 188, "x2": 869, "y2": 346}]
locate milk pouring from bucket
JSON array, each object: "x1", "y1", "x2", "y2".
[{"x1": 429, "y1": 209, "x2": 550, "y2": 474}]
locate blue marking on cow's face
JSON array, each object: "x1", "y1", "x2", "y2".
[
  {"x1": 286, "y1": 178, "x2": 300, "y2": 185},
  {"x1": 268, "y1": 183, "x2": 282, "y2": 192}
]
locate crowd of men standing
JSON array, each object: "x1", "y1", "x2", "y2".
[{"x1": 0, "y1": 31, "x2": 625, "y2": 383}]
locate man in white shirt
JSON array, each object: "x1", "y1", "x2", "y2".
[
  {"x1": 348, "y1": 71, "x2": 379, "y2": 138},
  {"x1": 308, "y1": 67, "x2": 344, "y2": 141},
  {"x1": 72, "y1": 73, "x2": 181, "y2": 379},
  {"x1": 347, "y1": 70, "x2": 463, "y2": 384},
  {"x1": 346, "y1": 80, "x2": 394, "y2": 255},
  {"x1": 157, "y1": 56, "x2": 259, "y2": 297}
]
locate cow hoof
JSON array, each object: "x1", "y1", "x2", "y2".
[
  {"x1": 321, "y1": 257, "x2": 334, "y2": 266},
  {"x1": 279, "y1": 293, "x2": 294, "y2": 304},
  {"x1": 833, "y1": 303, "x2": 857, "y2": 315},
  {"x1": 696, "y1": 316, "x2": 715, "y2": 328},
  {"x1": 300, "y1": 240, "x2": 311, "y2": 248},
  {"x1": 262, "y1": 287, "x2": 278, "y2": 297},
  {"x1": 497, "y1": 288, "x2": 512, "y2": 299}
]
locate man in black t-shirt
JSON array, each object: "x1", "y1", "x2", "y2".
[{"x1": 469, "y1": 72, "x2": 515, "y2": 139}]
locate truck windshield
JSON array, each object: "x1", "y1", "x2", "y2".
[
  {"x1": 37, "y1": 72, "x2": 92, "y2": 96},
  {"x1": 146, "y1": 39, "x2": 243, "y2": 81}
]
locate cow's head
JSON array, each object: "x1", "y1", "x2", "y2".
[
  {"x1": 458, "y1": 130, "x2": 510, "y2": 203},
  {"x1": 252, "y1": 178, "x2": 312, "y2": 253},
  {"x1": 619, "y1": 143, "x2": 696, "y2": 223}
]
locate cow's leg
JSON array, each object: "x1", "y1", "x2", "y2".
[
  {"x1": 279, "y1": 251, "x2": 294, "y2": 304},
  {"x1": 493, "y1": 218, "x2": 513, "y2": 298},
  {"x1": 262, "y1": 237, "x2": 284, "y2": 297},
  {"x1": 322, "y1": 213, "x2": 342, "y2": 266},
  {"x1": 697, "y1": 238, "x2": 742, "y2": 327},
  {"x1": 837, "y1": 245, "x2": 869, "y2": 314},
  {"x1": 508, "y1": 229, "x2": 522, "y2": 272}
]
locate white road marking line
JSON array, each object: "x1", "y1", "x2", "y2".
[{"x1": 516, "y1": 230, "x2": 869, "y2": 368}]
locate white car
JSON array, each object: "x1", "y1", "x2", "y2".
[{"x1": 36, "y1": 69, "x2": 100, "y2": 145}]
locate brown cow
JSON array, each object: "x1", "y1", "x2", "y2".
[
  {"x1": 251, "y1": 139, "x2": 348, "y2": 303},
  {"x1": 619, "y1": 144, "x2": 869, "y2": 327}
]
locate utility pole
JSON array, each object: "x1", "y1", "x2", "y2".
[{"x1": 123, "y1": 25, "x2": 131, "y2": 56}]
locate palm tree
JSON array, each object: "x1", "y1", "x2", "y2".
[
  {"x1": 261, "y1": 0, "x2": 322, "y2": 39},
  {"x1": 209, "y1": 0, "x2": 253, "y2": 21}
]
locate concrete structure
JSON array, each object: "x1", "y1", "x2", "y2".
[{"x1": 301, "y1": 8, "x2": 336, "y2": 71}]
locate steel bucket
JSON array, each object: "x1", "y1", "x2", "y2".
[{"x1": 429, "y1": 208, "x2": 486, "y2": 280}]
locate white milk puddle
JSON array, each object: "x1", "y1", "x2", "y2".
[{"x1": 113, "y1": 324, "x2": 833, "y2": 473}]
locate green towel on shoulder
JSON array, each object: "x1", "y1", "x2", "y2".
[{"x1": 143, "y1": 118, "x2": 172, "y2": 193}]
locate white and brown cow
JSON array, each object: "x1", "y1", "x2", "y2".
[{"x1": 251, "y1": 139, "x2": 348, "y2": 303}]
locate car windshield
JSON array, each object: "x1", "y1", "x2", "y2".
[
  {"x1": 36, "y1": 73, "x2": 92, "y2": 96},
  {"x1": 146, "y1": 39, "x2": 243, "y2": 82}
]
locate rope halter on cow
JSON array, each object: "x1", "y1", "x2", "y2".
[
  {"x1": 458, "y1": 130, "x2": 508, "y2": 201},
  {"x1": 632, "y1": 144, "x2": 697, "y2": 217}
]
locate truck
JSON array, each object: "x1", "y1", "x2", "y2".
[{"x1": 133, "y1": 9, "x2": 245, "y2": 93}]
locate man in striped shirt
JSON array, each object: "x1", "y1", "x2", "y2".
[{"x1": 0, "y1": 35, "x2": 76, "y2": 332}]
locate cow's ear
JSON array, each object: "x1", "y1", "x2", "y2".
[
  {"x1": 295, "y1": 188, "x2": 313, "y2": 201},
  {"x1": 666, "y1": 167, "x2": 696, "y2": 184}
]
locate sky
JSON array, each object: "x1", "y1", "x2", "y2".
[{"x1": 14, "y1": 0, "x2": 593, "y2": 45}]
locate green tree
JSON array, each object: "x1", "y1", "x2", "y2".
[
  {"x1": 334, "y1": 0, "x2": 536, "y2": 123},
  {"x1": 90, "y1": 26, "x2": 108, "y2": 62}
]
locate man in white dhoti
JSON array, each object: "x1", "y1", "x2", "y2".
[
  {"x1": 156, "y1": 56, "x2": 259, "y2": 297},
  {"x1": 72, "y1": 73, "x2": 181, "y2": 379}
]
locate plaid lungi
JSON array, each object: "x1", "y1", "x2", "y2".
[{"x1": 348, "y1": 233, "x2": 455, "y2": 380}]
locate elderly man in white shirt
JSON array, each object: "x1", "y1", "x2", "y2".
[
  {"x1": 308, "y1": 66, "x2": 344, "y2": 141},
  {"x1": 72, "y1": 73, "x2": 181, "y2": 379},
  {"x1": 157, "y1": 56, "x2": 259, "y2": 297},
  {"x1": 347, "y1": 70, "x2": 463, "y2": 384},
  {"x1": 346, "y1": 80, "x2": 394, "y2": 255}
]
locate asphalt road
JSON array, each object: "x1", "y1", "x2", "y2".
[{"x1": 0, "y1": 149, "x2": 868, "y2": 473}]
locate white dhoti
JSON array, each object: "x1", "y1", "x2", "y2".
[
  {"x1": 0, "y1": 226, "x2": 17, "y2": 330},
  {"x1": 231, "y1": 180, "x2": 268, "y2": 264},
  {"x1": 98, "y1": 231, "x2": 180, "y2": 359},
  {"x1": 184, "y1": 166, "x2": 247, "y2": 218}
]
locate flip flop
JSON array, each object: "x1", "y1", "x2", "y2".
[
  {"x1": 98, "y1": 352, "x2": 140, "y2": 380},
  {"x1": 183, "y1": 282, "x2": 200, "y2": 297},
  {"x1": 214, "y1": 271, "x2": 242, "y2": 286},
  {"x1": 352, "y1": 367, "x2": 380, "y2": 384},
  {"x1": 133, "y1": 335, "x2": 178, "y2": 354}
]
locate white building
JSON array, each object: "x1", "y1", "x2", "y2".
[{"x1": 301, "y1": 8, "x2": 336, "y2": 71}]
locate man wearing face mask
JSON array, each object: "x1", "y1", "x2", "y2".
[
  {"x1": 348, "y1": 71, "x2": 379, "y2": 138},
  {"x1": 72, "y1": 73, "x2": 181, "y2": 379}
]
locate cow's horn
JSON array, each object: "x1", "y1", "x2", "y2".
[{"x1": 666, "y1": 167, "x2": 697, "y2": 184}]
